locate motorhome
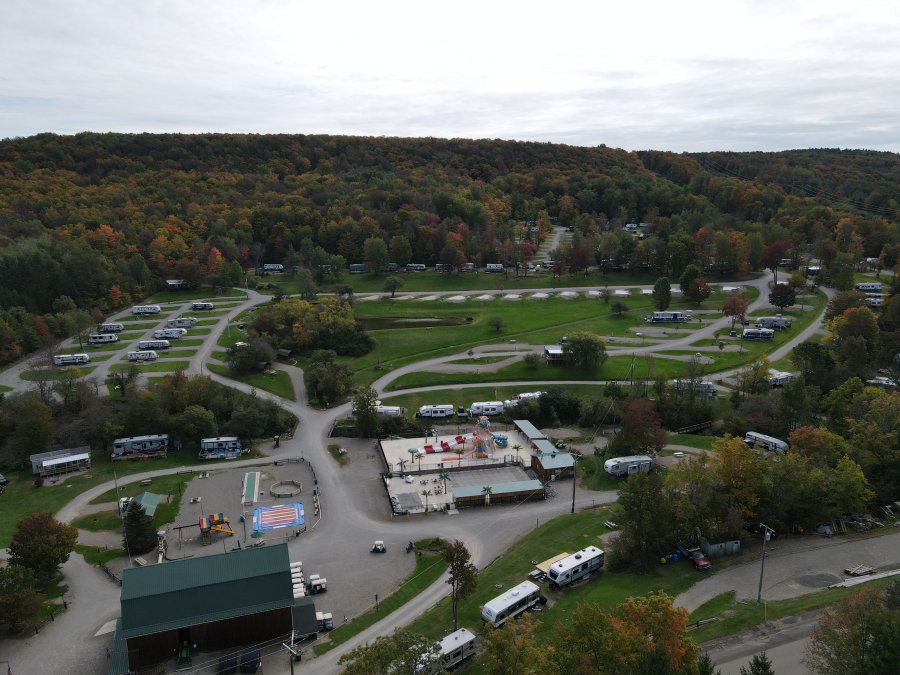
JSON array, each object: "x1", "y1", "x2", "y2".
[
  {"x1": 199, "y1": 437, "x2": 242, "y2": 460},
  {"x1": 603, "y1": 455, "x2": 652, "y2": 478},
  {"x1": 673, "y1": 380, "x2": 717, "y2": 398},
  {"x1": 767, "y1": 369, "x2": 795, "y2": 386},
  {"x1": 504, "y1": 391, "x2": 546, "y2": 406},
  {"x1": 166, "y1": 317, "x2": 197, "y2": 328},
  {"x1": 646, "y1": 311, "x2": 690, "y2": 323},
  {"x1": 416, "y1": 404, "x2": 455, "y2": 418},
  {"x1": 481, "y1": 580, "x2": 543, "y2": 628},
  {"x1": 756, "y1": 316, "x2": 792, "y2": 330},
  {"x1": 131, "y1": 305, "x2": 161, "y2": 315},
  {"x1": 53, "y1": 353, "x2": 90, "y2": 366},
  {"x1": 88, "y1": 333, "x2": 119, "y2": 345},
  {"x1": 263, "y1": 263, "x2": 284, "y2": 272},
  {"x1": 744, "y1": 431, "x2": 788, "y2": 452},
  {"x1": 420, "y1": 629, "x2": 477, "y2": 673},
  {"x1": 98, "y1": 322, "x2": 125, "y2": 333},
  {"x1": 468, "y1": 401, "x2": 505, "y2": 417},
  {"x1": 865, "y1": 293, "x2": 884, "y2": 308},
  {"x1": 406, "y1": 263, "x2": 426, "y2": 272},
  {"x1": 191, "y1": 302, "x2": 215, "y2": 311},
  {"x1": 485, "y1": 263, "x2": 504, "y2": 273},
  {"x1": 855, "y1": 282, "x2": 882, "y2": 292},
  {"x1": 127, "y1": 350, "x2": 159, "y2": 362},
  {"x1": 866, "y1": 376, "x2": 897, "y2": 390},
  {"x1": 374, "y1": 405, "x2": 405, "y2": 417},
  {"x1": 349, "y1": 263, "x2": 367, "y2": 274},
  {"x1": 741, "y1": 328, "x2": 775, "y2": 340},
  {"x1": 153, "y1": 328, "x2": 187, "y2": 339},
  {"x1": 547, "y1": 546, "x2": 605, "y2": 589},
  {"x1": 113, "y1": 434, "x2": 168, "y2": 457},
  {"x1": 138, "y1": 339, "x2": 171, "y2": 351}
]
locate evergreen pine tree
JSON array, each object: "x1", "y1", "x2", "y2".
[{"x1": 123, "y1": 501, "x2": 158, "y2": 555}]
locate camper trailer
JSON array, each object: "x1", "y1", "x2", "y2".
[
  {"x1": 855, "y1": 282, "x2": 882, "y2": 292},
  {"x1": 468, "y1": 401, "x2": 505, "y2": 417},
  {"x1": 767, "y1": 369, "x2": 795, "y2": 387},
  {"x1": 419, "y1": 629, "x2": 477, "y2": 674},
  {"x1": 199, "y1": 437, "x2": 242, "y2": 460},
  {"x1": 416, "y1": 404, "x2": 455, "y2": 418},
  {"x1": 744, "y1": 431, "x2": 788, "y2": 452},
  {"x1": 547, "y1": 546, "x2": 605, "y2": 589},
  {"x1": 504, "y1": 391, "x2": 546, "y2": 406},
  {"x1": 127, "y1": 350, "x2": 159, "y2": 362},
  {"x1": 349, "y1": 263, "x2": 367, "y2": 274},
  {"x1": 53, "y1": 353, "x2": 90, "y2": 366},
  {"x1": 138, "y1": 339, "x2": 171, "y2": 351},
  {"x1": 153, "y1": 328, "x2": 187, "y2": 339},
  {"x1": 263, "y1": 263, "x2": 284, "y2": 273},
  {"x1": 88, "y1": 333, "x2": 119, "y2": 345},
  {"x1": 646, "y1": 311, "x2": 690, "y2": 323},
  {"x1": 865, "y1": 294, "x2": 884, "y2": 308},
  {"x1": 673, "y1": 380, "x2": 717, "y2": 398},
  {"x1": 131, "y1": 305, "x2": 161, "y2": 315},
  {"x1": 374, "y1": 405, "x2": 405, "y2": 417},
  {"x1": 756, "y1": 316, "x2": 792, "y2": 330},
  {"x1": 166, "y1": 317, "x2": 197, "y2": 328},
  {"x1": 481, "y1": 580, "x2": 543, "y2": 628},
  {"x1": 191, "y1": 302, "x2": 215, "y2": 311},
  {"x1": 112, "y1": 434, "x2": 169, "y2": 457},
  {"x1": 741, "y1": 328, "x2": 775, "y2": 340},
  {"x1": 98, "y1": 322, "x2": 125, "y2": 333},
  {"x1": 485, "y1": 263, "x2": 504, "y2": 273},
  {"x1": 406, "y1": 263, "x2": 426, "y2": 272},
  {"x1": 603, "y1": 455, "x2": 653, "y2": 478}
]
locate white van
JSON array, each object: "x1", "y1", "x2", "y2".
[
  {"x1": 167, "y1": 317, "x2": 197, "y2": 328},
  {"x1": 416, "y1": 404, "x2": 455, "y2": 418},
  {"x1": 468, "y1": 401, "x2": 505, "y2": 416},
  {"x1": 131, "y1": 305, "x2": 161, "y2": 315},
  {"x1": 127, "y1": 350, "x2": 158, "y2": 362},
  {"x1": 98, "y1": 322, "x2": 125, "y2": 333},
  {"x1": 191, "y1": 302, "x2": 215, "y2": 311},
  {"x1": 485, "y1": 263, "x2": 505, "y2": 273},
  {"x1": 742, "y1": 328, "x2": 775, "y2": 340},
  {"x1": 88, "y1": 334, "x2": 119, "y2": 345},
  {"x1": 138, "y1": 339, "x2": 171, "y2": 350},
  {"x1": 53, "y1": 353, "x2": 90, "y2": 366},
  {"x1": 855, "y1": 282, "x2": 882, "y2": 292},
  {"x1": 744, "y1": 431, "x2": 788, "y2": 452},
  {"x1": 153, "y1": 328, "x2": 187, "y2": 339}
]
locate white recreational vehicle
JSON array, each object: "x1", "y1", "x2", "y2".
[
  {"x1": 481, "y1": 580, "x2": 543, "y2": 628},
  {"x1": 127, "y1": 350, "x2": 159, "y2": 362},
  {"x1": 767, "y1": 369, "x2": 795, "y2": 386},
  {"x1": 53, "y1": 353, "x2": 90, "y2": 366},
  {"x1": 166, "y1": 316, "x2": 197, "y2": 328},
  {"x1": 756, "y1": 316, "x2": 792, "y2": 330},
  {"x1": 504, "y1": 391, "x2": 546, "y2": 406},
  {"x1": 604, "y1": 455, "x2": 652, "y2": 478},
  {"x1": 88, "y1": 333, "x2": 119, "y2": 345},
  {"x1": 673, "y1": 380, "x2": 717, "y2": 398},
  {"x1": 98, "y1": 322, "x2": 125, "y2": 333},
  {"x1": 406, "y1": 263, "x2": 426, "y2": 272},
  {"x1": 468, "y1": 401, "x2": 505, "y2": 417},
  {"x1": 199, "y1": 437, "x2": 242, "y2": 460},
  {"x1": 742, "y1": 328, "x2": 775, "y2": 340},
  {"x1": 191, "y1": 302, "x2": 215, "y2": 311},
  {"x1": 112, "y1": 434, "x2": 169, "y2": 457},
  {"x1": 855, "y1": 282, "x2": 882, "y2": 292},
  {"x1": 744, "y1": 431, "x2": 788, "y2": 452},
  {"x1": 646, "y1": 311, "x2": 690, "y2": 323},
  {"x1": 416, "y1": 404, "x2": 455, "y2": 418},
  {"x1": 374, "y1": 405, "x2": 405, "y2": 417},
  {"x1": 419, "y1": 629, "x2": 477, "y2": 674},
  {"x1": 153, "y1": 328, "x2": 187, "y2": 339},
  {"x1": 131, "y1": 305, "x2": 161, "y2": 315},
  {"x1": 263, "y1": 263, "x2": 284, "y2": 272},
  {"x1": 865, "y1": 294, "x2": 884, "y2": 308},
  {"x1": 547, "y1": 546, "x2": 605, "y2": 589},
  {"x1": 485, "y1": 263, "x2": 504, "y2": 273},
  {"x1": 138, "y1": 339, "x2": 171, "y2": 351}
]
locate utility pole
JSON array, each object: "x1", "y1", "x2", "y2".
[
  {"x1": 756, "y1": 523, "x2": 775, "y2": 603},
  {"x1": 570, "y1": 456, "x2": 577, "y2": 514}
]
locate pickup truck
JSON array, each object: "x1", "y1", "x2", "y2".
[{"x1": 681, "y1": 545, "x2": 711, "y2": 571}]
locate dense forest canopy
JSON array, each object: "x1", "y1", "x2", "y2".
[{"x1": 0, "y1": 133, "x2": 898, "y2": 364}]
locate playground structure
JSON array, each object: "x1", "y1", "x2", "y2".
[
  {"x1": 199, "y1": 513, "x2": 234, "y2": 545},
  {"x1": 409, "y1": 416, "x2": 510, "y2": 466}
]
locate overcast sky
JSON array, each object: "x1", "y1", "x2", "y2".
[{"x1": 2, "y1": 0, "x2": 898, "y2": 152}]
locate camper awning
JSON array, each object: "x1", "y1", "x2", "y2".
[{"x1": 535, "y1": 552, "x2": 569, "y2": 574}]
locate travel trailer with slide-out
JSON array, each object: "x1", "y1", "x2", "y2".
[
  {"x1": 468, "y1": 401, "x2": 505, "y2": 417},
  {"x1": 855, "y1": 282, "x2": 882, "y2": 292},
  {"x1": 98, "y1": 322, "x2": 125, "y2": 333},
  {"x1": 416, "y1": 404, "x2": 455, "y2": 418},
  {"x1": 131, "y1": 305, "x2": 161, "y2": 315},
  {"x1": 88, "y1": 334, "x2": 119, "y2": 345},
  {"x1": 153, "y1": 328, "x2": 187, "y2": 339},
  {"x1": 756, "y1": 316, "x2": 792, "y2": 330},
  {"x1": 646, "y1": 311, "x2": 690, "y2": 323},
  {"x1": 604, "y1": 455, "x2": 652, "y2": 478},
  {"x1": 53, "y1": 353, "x2": 90, "y2": 366},
  {"x1": 744, "y1": 431, "x2": 788, "y2": 452},
  {"x1": 742, "y1": 328, "x2": 775, "y2": 340},
  {"x1": 547, "y1": 546, "x2": 605, "y2": 589},
  {"x1": 112, "y1": 434, "x2": 169, "y2": 456}
]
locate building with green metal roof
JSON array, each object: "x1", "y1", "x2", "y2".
[{"x1": 110, "y1": 543, "x2": 303, "y2": 673}]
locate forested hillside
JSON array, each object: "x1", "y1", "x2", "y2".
[{"x1": 0, "y1": 133, "x2": 897, "y2": 365}]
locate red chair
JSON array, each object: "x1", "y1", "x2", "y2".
[
  {"x1": 454, "y1": 435, "x2": 465, "y2": 444},
  {"x1": 441, "y1": 441, "x2": 451, "y2": 451},
  {"x1": 423, "y1": 445, "x2": 435, "y2": 454}
]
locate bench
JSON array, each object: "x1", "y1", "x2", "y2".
[{"x1": 134, "y1": 557, "x2": 148, "y2": 567}]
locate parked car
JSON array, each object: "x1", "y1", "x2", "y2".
[
  {"x1": 682, "y1": 545, "x2": 711, "y2": 571},
  {"x1": 0, "y1": 473, "x2": 8, "y2": 487}
]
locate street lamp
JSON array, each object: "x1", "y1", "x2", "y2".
[{"x1": 756, "y1": 523, "x2": 776, "y2": 603}]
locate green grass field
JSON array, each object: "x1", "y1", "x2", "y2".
[
  {"x1": 667, "y1": 434, "x2": 718, "y2": 450},
  {"x1": 159, "y1": 349, "x2": 198, "y2": 358},
  {"x1": 74, "y1": 544, "x2": 125, "y2": 566},
  {"x1": 205, "y1": 363, "x2": 296, "y2": 400},
  {"x1": 147, "y1": 288, "x2": 246, "y2": 302},
  {"x1": 120, "y1": 312, "x2": 173, "y2": 322},
  {"x1": 72, "y1": 511, "x2": 124, "y2": 531},
  {"x1": 110, "y1": 361, "x2": 190, "y2": 373},
  {"x1": 21, "y1": 366, "x2": 96, "y2": 381}
]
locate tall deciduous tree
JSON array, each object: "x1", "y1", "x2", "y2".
[
  {"x1": 609, "y1": 397, "x2": 667, "y2": 457},
  {"x1": 652, "y1": 277, "x2": 672, "y2": 311},
  {"x1": 723, "y1": 294, "x2": 749, "y2": 328},
  {"x1": 443, "y1": 539, "x2": 477, "y2": 630},
  {"x1": 338, "y1": 630, "x2": 440, "y2": 674},
  {"x1": 352, "y1": 386, "x2": 380, "y2": 438},
  {"x1": 609, "y1": 473, "x2": 673, "y2": 572},
  {"x1": 563, "y1": 331, "x2": 608, "y2": 370},
  {"x1": 382, "y1": 275, "x2": 403, "y2": 298},
  {"x1": 483, "y1": 613, "x2": 554, "y2": 675},
  {"x1": 0, "y1": 564, "x2": 43, "y2": 632},
  {"x1": 679, "y1": 264, "x2": 701, "y2": 295},
  {"x1": 769, "y1": 284, "x2": 797, "y2": 311},
  {"x1": 363, "y1": 237, "x2": 389, "y2": 275},
  {"x1": 686, "y1": 278, "x2": 712, "y2": 305},
  {"x1": 9, "y1": 512, "x2": 78, "y2": 580}
]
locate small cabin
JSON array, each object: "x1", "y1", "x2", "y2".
[{"x1": 31, "y1": 447, "x2": 91, "y2": 477}]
